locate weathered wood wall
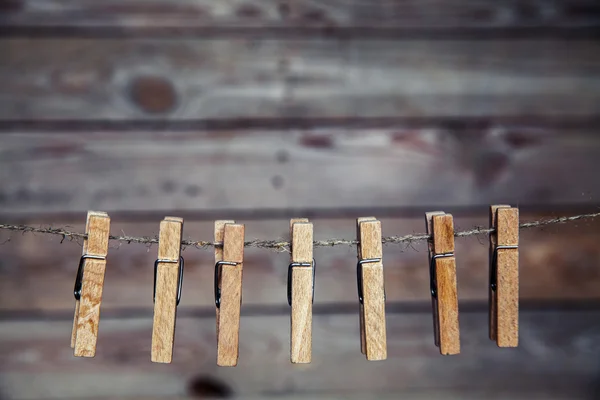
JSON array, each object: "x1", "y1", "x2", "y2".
[{"x1": 1, "y1": 0, "x2": 600, "y2": 399}]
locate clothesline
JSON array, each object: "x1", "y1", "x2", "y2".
[{"x1": 0, "y1": 211, "x2": 598, "y2": 251}]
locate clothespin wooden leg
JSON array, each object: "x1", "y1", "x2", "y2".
[
  {"x1": 151, "y1": 217, "x2": 184, "y2": 363},
  {"x1": 490, "y1": 205, "x2": 519, "y2": 347},
  {"x1": 70, "y1": 299, "x2": 80, "y2": 349},
  {"x1": 289, "y1": 218, "x2": 314, "y2": 364},
  {"x1": 215, "y1": 220, "x2": 235, "y2": 341},
  {"x1": 356, "y1": 217, "x2": 387, "y2": 361},
  {"x1": 426, "y1": 212, "x2": 460, "y2": 355},
  {"x1": 72, "y1": 211, "x2": 110, "y2": 357},
  {"x1": 356, "y1": 217, "x2": 372, "y2": 355},
  {"x1": 215, "y1": 221, "x2": 245, "y2": 367}
]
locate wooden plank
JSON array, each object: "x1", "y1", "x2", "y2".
[
  {"x1": 1, "y1": 213, "x2": 600, "y2": 312},
  {"x1": 0, "y1": 39, "x2": 599, "y2": 121},
  {"x1": 0, "y1": 395, "x2": 583, "y2": 400},
  {"x1": 1, "y1": 311, "x2": 599, "y2": 398},
  {"x1": 286, "y1": 39, "x2": 600, "y2": 119},
  {"x1": 0, "y1": 392, "x2": 588, "y2": 400},
  {"x1": 1, "y1": 0, "x2": 599, "y2": 34},
  {"x1": 0, "y1": 0, "x2": 283, "y2": 31},
  {"x1": 286, "y1": 0, "x2": 600, "y2": 31},
  {"x1": 1, "y1": 129, "x2": 600, "y2": 215}
]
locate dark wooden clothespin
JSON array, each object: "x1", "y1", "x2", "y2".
[
  {"x1": 214, "y1": 220, "x2": 245, "y2": 367},
  {"x1": 151, "y1": 217, "x2": 184, "y2": 363},
  {"x1": 489, "y1": 205, "x2": 519, "y2": 347},
  {"x1": 288, "y1": 218, "x2": 315, "y2": 364},
  {"x1": 356, "y1": 217, "x2": 387, "y2": 361},
  {"x1": 425, "y1": 211, "x2": 460, "y2": 355},
  {"x1": 71, "y1": 211, "x2": 110, "y2": 357}
]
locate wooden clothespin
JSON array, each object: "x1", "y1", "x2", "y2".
[
  {"x1": 356, "y1": 217, "x2": 387, "y2": 361},
  {"x1": 489, "y1": 205, "x2": 519, "y2": 347},
  {"x1": 151, "y1": 217, "x2": 184, "y2": 363},
  {"x1": 71, "y1": 211, "x2": 110, "y2": 357},
  {"x1": 288, "y1": 218, "x2": 315, "y2": 364},
  {"x1": 425, "y1": 211, "x2": 460, "y2": 355},
  {"x1": 214, "y1": 220, "x2": 245, "y2": 367}
]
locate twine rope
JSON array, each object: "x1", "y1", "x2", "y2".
[{"x1": 0, "y1": 212, "x2": 598, "y2": 251}]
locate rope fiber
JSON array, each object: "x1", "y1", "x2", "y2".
[{"x1": 0, "y1": 212, "x2": 598, "y2": 251}]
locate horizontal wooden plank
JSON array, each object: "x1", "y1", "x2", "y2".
[
  {"x1": 1, "y1": 0, "x2": 599, "y2": 37},
  {"x1": 287, "y1": 0, "x2": 600, "y2": 30},
  {"x1": 0, "y1": 39, "x2": 599, "y2": 121},
  {"x1": 285, "y1": 39, "x2": 600, "y2": 119},
  {"x1": 1, "y1": 311, "x2": 599, "y2": 398},
  {"x1": 0, "y1": 0, "x2": 282, "y2": 29},
  {"x1": 1, "y1": 214, "x2": 599, "y2": 312},
  {"x1": 12, "y1": 395, "x2": 584, "y2": 400},
  {"x1": 1, "y1": 129, "x2": 599, "y2": 215}
]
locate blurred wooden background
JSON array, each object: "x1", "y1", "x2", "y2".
[{"x1": 1, "y1": 0, "x2": 600, "y2": 399}]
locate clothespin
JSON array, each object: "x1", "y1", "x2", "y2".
[
  {"x1": 288, "y1": 218, "x2": 315, "y2": 364},
  {"x1": 489, "y1": 205, "x2": 519, "y2": 347},
  {"x1": 71, "y1": 211, "x2": 110, "y2": 357},
  {"x1": 151, "y1": 217, "x2": 184, "y2": 363},
  {"x1": 356, "y1": 217, "x2": 387, "y2": 361},
  {"x1": 214, "y1": 220, "x2": 245, "y2": 367},
  {"x1": 425, "y1": 211, "x2": 460, "y2": 355}
]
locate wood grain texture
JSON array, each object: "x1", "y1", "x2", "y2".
[
  {"x1": 495, "y1": 207, "x2": 519, "y2": 348},
  {"x1": 151, "y1": 217, "x2": 183, "y2": 363},
  {"x1": 425, "y1": 211, "x2": 444, "y2": 347},
  {"x1": 488, "y1": 205, "x2": 510, "y2": 341},
  {"x1": 70, "y1": 300, "x2": 79, "y2": 348},
  {"x1": 70, "y1": 211, "x2": 99, "y2": 348},
  {"x1": 290, "y1": 220, "x2": 313, "y2": 363},
  {"x1": 432, "y1": 214, "x2": 460, "y2": 355},
  {"x1": 434, "y1": 257, "x2": 460, "y2": 355},
  {"x1": 73, "y1": 211, "x2": 110, "y2": 357},
  {"x1": 214, "y1": 220, "x2": 235, "y2": 340},
  {"x1": 214, "y1": 220, "x2": 235, "y2": 342},
  {"x1": 357, "y1": 219, "x2": 387, "y2": 360},
  {"x1": 0, "y1": 0, "x2": 282, "y2": 31},
  {"x1": 489, "y1": 204, "x2": 505, "y2": 342},
  {"x1": 286, "y1": 0, "x2": 600, "y2": 31},
  {"x1": 355, "y1": 216, "x2": 375, "y2": 355},
  {"x1": 432, "y1": 215, "x2": 455, "y2": 255},
  {"x1": 1, "y1": 39, "x2": 599, "y2": 121},
  {"x1": 216, "y1": 223, "x2": 244, "y2": 366},
  {"x1": 1, "y1": 129, "x2": 600, "y2": 215},
  {"x1": 2, "y1": 311, "x2": 600, "y2": 398},
  {"x1": 3, "y1": 0, "x2": 599, "y2": 34},
  {"x1": 0, "y1": 394, "x2": 565, "y2": 400},
  {"x1": 0, "y1": 395, "x2": 587, "y2": 400}
]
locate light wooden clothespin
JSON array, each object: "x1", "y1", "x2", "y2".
[
  {"x1": 214, "y1": 220, "x2": 245, "y2": 367},
  {"x1": 425, "y1": 211, "x2": 460, "y2": 355},
  {"x1": 489, "y1": 205, "x2": 519, "y2": 347},
  {"x1": 151, "y1": 217, "x2": 184, "y2": 363},
  {"x1": 288, "y1": 218, "x2": 315, "y2": 364},
  {"x1": 71, "y1": 211, "x2": 110, "y2": 357},
  {"x1": 356, "y1": 217, "x2": 387, "y2": 361}
]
